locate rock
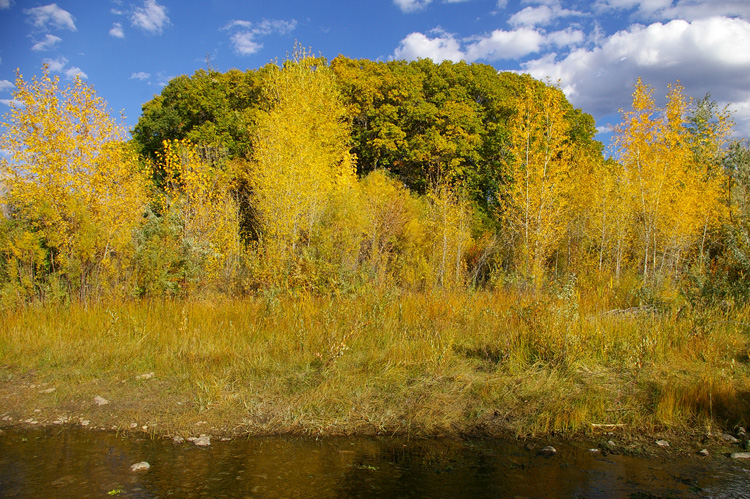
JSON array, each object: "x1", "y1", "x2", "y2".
[
  {"x1": 730, "y1": 452, "x2": 750, "y2": 459},
  {"x1": 588, "y1": 448, "x2": 600, "y2": 453},
  {"x1": 538, "y1": 446, "x2": 557, "y2": 457},
  {"x1": 94, "y1": 396, "x2": 109, "y2": 406},
  {"x1": 136, "y1": 372, "x2": 155, "y2": 380},
  {"x1": 655, "y1": 440, "x2": 670, "y2": 447},
  {"x1": 130, "y1": 461, "x2": 150, "y2": 472},
  {"x1": 80, "y1": 420, "x2": 90, "y2": 427},
  {"x1": 39, "y1": 387, "x2": 56, "y2": 394},
  {"x1": 173, "y1": 436, "x2": 185, "y2": 444},
  {"x1": 699, "y1": 449, "x2": 709, "y2": 456},
  {"x1": 607, "y1": 440, "x2": 616, "y2": 448},
  {"x1": 722, "y1": 433, "x2": 739, "y2": 444},
  {"x1": 193, "y1": 435, "x2": 211, "y2": 447}
]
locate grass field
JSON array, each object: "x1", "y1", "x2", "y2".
[{"x1": 1, "y1": 287, "x2": 749, "y2": 440}]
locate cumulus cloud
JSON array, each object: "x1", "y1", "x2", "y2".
[
  {"x1": 0, "y1": 0, "x2": 10, "y2": 9},
  {"x1": 130, "y1": 72, "x2": 151, "y2": 80},
  {"x1": 31, "y1": 33, "x2": 62, "y2": 51},
  {"x1": 109, "y1": 22, "x2": 125, "y2": 38},
  {"x1": 394, "y1": 0, "x2": 434, "y2": 12},
  {"x1": 131, "y1": 0, "x2": 170, "y2": 34},
  {"x1": 465, "y1": 28, "x2": 546, "y2": 60},
  {"x1": 594, "y1": 0, "x2": 750, "y2": 21},
  {"x1": 223, "y1": 18, "x2": 297, "y2": 56},
  {"x1": 521, "y1": 16, "x2": 750, "y2": 134},
  {"x1": 64, "y1": 66, "x2": 87, "y2": 80},
  {"x1": 42, "y1": 57, "x2": 87, "y2": 80},
  {"x1": 0, "y1": 80, "x2": 13, "y2": 93},
  {"x1": 25, "y1": 3, "x2": 76, "y2": 31},
  {"x1": 393, "y1": 30, "x2": 465, "y2": 62}
]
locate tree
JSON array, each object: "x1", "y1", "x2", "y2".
[
  {"x1": 503, "y1": 79, "x2": 573, "y2": 286},
  {"x1": 0, "y1": 67, "x2": 148, "y2": 301},
  {"x1": 246, "y1": 47, "x2": 356, "y2": 288},
  {"x1": 613, "y1": 79, "x2": 728, "y2": 281}
]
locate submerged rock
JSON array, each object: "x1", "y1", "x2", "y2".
[
  {"x1": 538, "y1": 446, "x2": 557, "y2": 457},
  {"x1": 193, "y1": 435, "x2": 211, "y2": 447},
  {"x1": 130, "y1": 461, "x2": 150, "y2": 472}
]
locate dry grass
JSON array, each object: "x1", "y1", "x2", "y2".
[{"x1": 1, "y1": 288, "x2": 749, "y2": 438}]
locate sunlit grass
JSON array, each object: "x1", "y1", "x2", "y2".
[{"x1": 1, "y1": 288, "x2": 748, "y2": 437}]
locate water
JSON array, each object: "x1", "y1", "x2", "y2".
[{"x1": 1, "y1": 428, "x2": 749, "y2": 498}]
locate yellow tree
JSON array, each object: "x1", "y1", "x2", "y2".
[
  {"x1": 504, "y1": 79, "x2": 573, "y2": 286},
  {"x1": 247, "y1": 46, "x2": 356, "y2": 287},
  {"x1": 614, "y1": 79, "x2": 728, "y2": 281},
  {"x1": 0, "y1": 67, "x2": 148, "y2": 300}
]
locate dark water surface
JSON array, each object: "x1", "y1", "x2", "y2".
[{"x1": 1, "y1": 428, "x2": 749, "y2": 498}]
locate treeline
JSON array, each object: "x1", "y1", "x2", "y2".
[{"x1": 1, "y1": 47, "x2": 749, "y2": 305}]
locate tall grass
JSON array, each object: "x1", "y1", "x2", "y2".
[{"x1": 1, "y1": 287, "x2": 748, "y2": 437}]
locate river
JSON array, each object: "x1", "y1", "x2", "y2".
[{"x1": 1, "y1": 428, "x2": 748, "y2": 498}]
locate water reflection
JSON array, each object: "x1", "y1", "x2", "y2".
[{"x1": 1, "y1": 428, "x2": 748, "y2": 498}]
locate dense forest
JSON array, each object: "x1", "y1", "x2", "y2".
[{"x1": 1, "y1": 47, "x2": 749, "y2": 306}]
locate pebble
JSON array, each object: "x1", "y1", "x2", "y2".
[
  {"x1": 130, "y1": 461, "x2": 150, "y2": 472},
  {"x1": 173, "y1": 436, "x2": 185, "y2": 444},
  {"x1": 655, "y1": 440, "x2": 670, "y2": 447},
  {"x1": 587, "y1": 448, "x2": 600, "y2": 453},
  {"x1": 699, "y1": 449, "x2": 709, "y2": 456},
  {"x1": 538, "y1": 446, "x2": 557, "y2": 457},
  {"x1": 730, "y1": 452, "x2": 750, "y2": 459},
  {"x1": 722, "y1": 433, "x2": 739, "y2": 444},
  {"x1": 193, "y1": 435, "x2": 211, "y2": 447},
  {"x1": 94, "y1": 396, "x2": 109, "y2": 406}
]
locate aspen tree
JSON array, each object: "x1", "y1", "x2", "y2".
[
  {"x1": 0, "y1": 67, "x2": 147, "y2": 300},
  {"x1": 504, "y1": 80, "x2": 572, "y2": 286},
  {"x1": 247, "y1": 46, "x2": 355, "y2": 287}
]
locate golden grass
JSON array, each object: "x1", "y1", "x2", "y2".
[{"x1": 1, "y1": 288, "x2": 748, "y2": 437}]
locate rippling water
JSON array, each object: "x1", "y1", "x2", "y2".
[{"x1": 1, "y1": 428, "x2": 749, "y2": 498}]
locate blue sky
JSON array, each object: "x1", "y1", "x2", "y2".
[{"x1": 2, "y1": 0, "x2": 750, "y2": 145}]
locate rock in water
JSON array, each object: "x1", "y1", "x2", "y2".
[
  {"x1": 538, "y1": 446, "x2": 557, "y2": 457},
  {"x1": 94, "y1": 396, "x2": 109, "y2": 406},
  {"x1": 722, "y1": 433, "x2": 739, "y2": 444},
  {"x1": 655, "y1": 440, "x2": 670, "y2": 448},
  {"x1": 194, "y1": 435, "x2": 211, "y2": 447},
  {"x1": 130, "y1": 461, "x2": 150, "y2": 472},
  {"x1": 730, "y1": 452, "x2": 750, "y2": 459}
]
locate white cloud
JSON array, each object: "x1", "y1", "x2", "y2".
[
  {"x1": 393, "y1": 30, "x2": 465, "y2": 62},
  {"x1": 64, "y1": 66, "x2": 87, "y2": 80},
  {"x1": 546, "y1": 27, "x2": 585, "y2": 47},
  {"x1": 224, "y1": 18, "x2": 297, "y2": 56},
  {"x1": 1, "y1": 99, "x2": 21, "y2": 107},
  {"x1": 131, "y1": 0, "x2": 170, "y2": 34},
  {"x1": 0, "y1": 0, "x2": 10, "y2": 9},
  {"x1": 109, "y1": 22, "x2": 124, "y2": 38},
  {"x1": 594, "y1": 0, "x2": 750, "y2": 21},
  {"x1": 24, "y1": 3, "x2": 76, "y2": 31},
  {"x1": 43, "y1": 56, "x2": 68, "y2": 73},
  {"x1": 509, "y1": 6, "x2": 554, "y2": 26},
  {"x1": 394, "y1": 0, "x2": 433, "y2": 12},
  {"x1": 465, "y1": 27, "x2": 546, "y2": 60},
  {"x1": 31, "y1": 33, "x2": 62, "y2": 51},
  {"x1": 521, "y1": 16, "x2": 750, "y2": 135},
  {"x1": 42, "y1": 57, "x2": 87, "y2": 80},
  {"x1": 130, "y1": 72, "x2": 151, "y2": 80},
  {"x1": 0, "y1": 80, "x2": 13, "y2": 93}
]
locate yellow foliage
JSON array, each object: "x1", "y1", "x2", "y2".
[
  {"x1": 247, "y1": 46, "x2": 356, "y2": 288},
  {"x1": 504, "y1": 80, "x2": 573, "y2": 286},
  {"x1": 0, "y1": 66, "x2": 148, "y2": 300}
]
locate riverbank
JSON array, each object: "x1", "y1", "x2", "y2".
[{"x1": 1, "y1": 290, "x2": 749, "y2": 454}]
